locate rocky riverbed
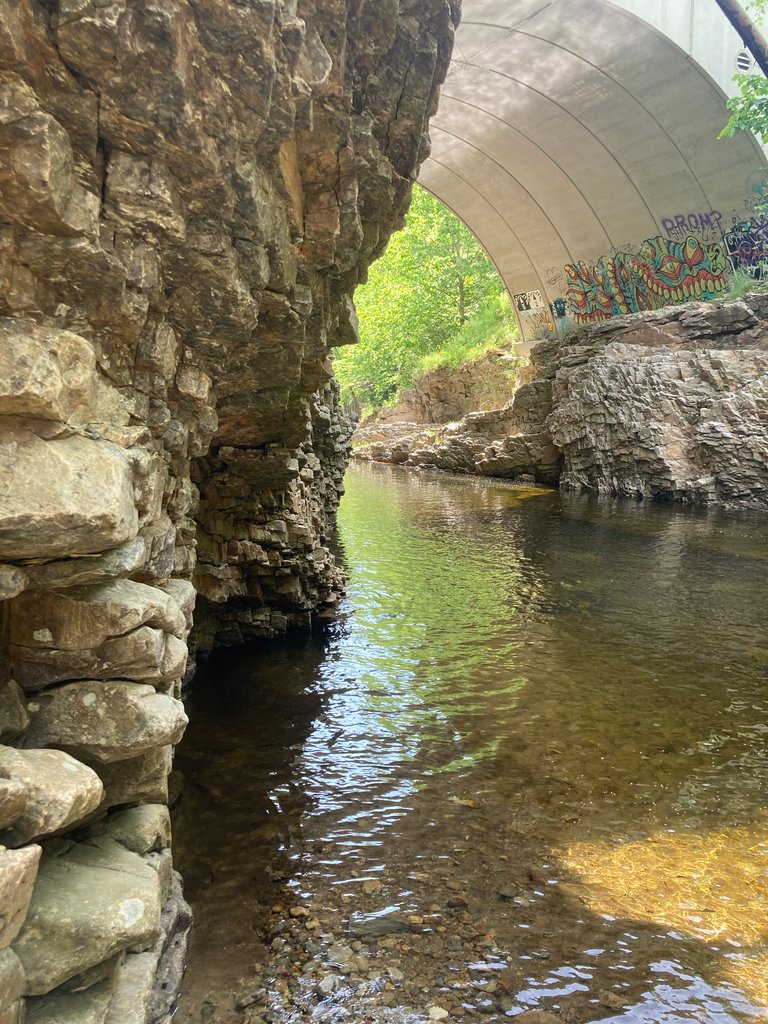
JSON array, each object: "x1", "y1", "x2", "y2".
[{"x1": 174, "y1": 464, "x2": 768, "y2": 1024}]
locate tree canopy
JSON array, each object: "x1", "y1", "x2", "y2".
[
  {"x1": 720, "y1": 1, "x2": 768, "y2": 145},
  {"x1": 335, "y1": 186, "x2": 515, "y2": 412}
]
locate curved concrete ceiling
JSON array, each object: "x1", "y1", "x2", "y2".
[{"x1": 419, "y1": 0, "x2": 768, "y2": 343}]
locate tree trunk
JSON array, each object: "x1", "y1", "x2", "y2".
[
  {"x1": 457, "y1": 275, "x2": 466, "y2": 324},
  {"x1": 714, "y1": 0, "x2": 768, "y2": 78}
]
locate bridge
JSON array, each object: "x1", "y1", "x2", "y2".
[{"x1": 418, "y1": 0, "x2": 768, "y2": 347}]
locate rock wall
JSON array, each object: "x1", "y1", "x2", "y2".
[
  {"x1": 369, "y1": 345, "x2": 518, "y2": 425},
  {"x1": 354, "y1": 297, "x2": 768, "y2": 508},
  {"x1": 0, "y1": 0, "x2": 458, "y2": 1020}
]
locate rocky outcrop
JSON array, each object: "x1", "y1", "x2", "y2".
[
  {"x1": 354, "y1": 296, "x2": 768, "y2": 508},
  {"x1": 0, "y1": 0, "x2": 458, "y2": 1020},
  {"x1": 370, "y1": 345, "x2": 518, "y2": 425}
]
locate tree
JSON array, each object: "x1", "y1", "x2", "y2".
[
  {"x1": 714, "y1": 0, "x2": 768, "y2": 76},
  {"x1": 335, "y1": 186, "x2": 512, "y2": 410},
  {"x1": 719, "y1": 1, "x2": 768, "y2": 145}
]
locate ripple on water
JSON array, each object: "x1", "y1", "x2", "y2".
[{"x1": 174, "y1": 464, "x2": 768, "y2": 1024}]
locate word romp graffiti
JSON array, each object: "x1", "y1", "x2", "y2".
[
  {"x1": 661, "y1": 211, "x2": 722, "y2": 238},
  {"x1": 724, "y1": 218, "x2": 768, "y2": 280},
  {"x1": 564, "y1": 235, "x2": 728, "y2": 325}
]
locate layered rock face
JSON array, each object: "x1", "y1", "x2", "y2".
[
  {"x1": 355, "y1": 297, "x2": 768, "y2": 508},
  {"x1": 370, "y1": 345, "x2": 518, "y2": 425},
  {"x1": 0, "y1": 0, "x2": 457, "y2": 1020}
]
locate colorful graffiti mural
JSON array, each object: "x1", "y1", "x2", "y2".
[
  {"x1": 724, "y1": 217, "x2": 768, "y2": 280},
  {"x1": 564, "y1": 235, "x2": 728, "y2": 325}
]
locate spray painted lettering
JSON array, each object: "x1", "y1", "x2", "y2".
[
  {"x1": 661, "y1": 211, "x2": 722, "y2": 238},
  {"x1": 724, "y1": 218, "x2": 768, "y2": 279},
  {"x1": 565, "y1": 235, "x2": 728, "y2": 325}
]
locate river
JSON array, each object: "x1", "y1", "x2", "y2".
[{"x1": 174, "y1": 463, "x2": 768, "y2": 1024}]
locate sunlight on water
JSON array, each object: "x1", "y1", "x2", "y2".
[{"x1": 175, "y1": 464, "x2": 768, "y2": 1024}]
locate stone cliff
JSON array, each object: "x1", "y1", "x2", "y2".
[
  {"x1": 354, "y1": 297, "x2": 768, "y2": 508},
  {"x1": 367, "y1": 344, "x2": 518, "y2": 426},
  {"x1": 0, "y1": 0, "x2": 458, "y2": 1020}
]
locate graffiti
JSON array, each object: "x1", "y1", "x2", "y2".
[
  {"x1": 724, "y1": 217, "x2": 768, "y2": 279},
  {"x1": 513, "y1": 291, "x2": 554, "y2": 340},
  {"x1": 551, "y1": 297, "x2": 574, "y2": 337},
  {"x1": 514, "y1": 289, "x2": 544, "y2": 312},
  {"x1": 544, "y1": 266, "x2": 565, "y2": 289},
  {"x1": 564, "y1": 235, "x2": 728, "y2": 325},
  {"x1": 661, "y1": 211, "x2": 722, "y2": 239}
]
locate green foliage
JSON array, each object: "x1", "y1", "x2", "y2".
[
  {"x1": 720, "y1": 2, "x2": 768, "y2": 146},
  {"x1": 335, "y1": 186, "x2": 515, "y2": 409},
  {"x1": 720, "y1": 268, "x2": 768, "y2": 301},
  {"x1": 720, "y1": 72, "x2": 768, "y2": 145},
  {"x1": 414, "y1": 291, "x2": 517, "y2": 376}
]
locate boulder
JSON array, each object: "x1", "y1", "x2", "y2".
[
  {"x1": 23, "y1": 538, "x2": 146, "y2": 591},
  {"x1": 0, "y1": 844, "x2": 40, "y2": 950},
  {"x1": 11, "y1": 626, "x2": 188, "y2": 692},
  {"x1": 0, "y1": 433, "x2": 138, "y2": 560},
  {"x1": 25, "y1": 977, "x2": 114, "y2": 1023},
  {"x1": 104, "y1": 952, "x2": 156, "y2": 1024},
  {"x1": 10, "y1": 580, "x2": 187, "y2": 651},
  {"x1": 0, "y1": 320, "x2": 95, "y2": 423},
  {"x1": 0, "y1": 748, "x2": 103, "y2": 846},
  {"x1": 0, "y1": 948, "x2": 24, "y2": 1010},
  {"x1": 0, "y1": 565, "x2": 27, "y2": 601},
  {"x1": 94, "y1": 747, "x2": 172, "y2": 810},
  {"x1": 0, "y1": 782, "x2": 26, "y2": 832},
  {"x1": 23, "y1": 682, "x2": 188, "y2": 763},
  {"x1": 81, "y1": 805, "x2": 170, "y2": 855},
  {"x1": 13, "y1": 837, "x2": 161, "y2": 994}
]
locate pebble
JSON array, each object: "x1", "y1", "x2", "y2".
[
  {"x1": 316, "y1": 975, "x2": 342, "y2": 998},
  {"x1": 428, "y1": 1007, "x2": 450, "y2": 1020},
  {"x1": 362, "y1": 878, "x2": 382, "y2": 894}
]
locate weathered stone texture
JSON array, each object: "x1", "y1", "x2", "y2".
[
  {"x1": 354, "y1": 297, "x2": 768, "y2": 508},
  {"x1": 0, "y1": 0, "x2": 457, "y2": 1018}
]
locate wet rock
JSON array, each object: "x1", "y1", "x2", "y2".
[
  {"x1": 349, "y1": 911, "x2": 414, "y2": 941},
  {"x1": 316, "y1": 974, "x2": 342, "y2": 997},
  {"x1": 0, "y1": 747, "x2": 103, "y2": 846},
  {"x1": 23, "y1": 682, "x2": 187, "y2": 763},
  {"x1": 146, "y1": 873, "x2": 192, "y2": 1024},
  {"x1": 25, "y1": 977, "x2": 114, "y2": 1024},
  {"x1": 0, "y1": 843, "x2": 40, "y2": 949},
  {"x1": 104, "y1": 952, "x2": 156, "y2": 1024},
  {"x1": 13, "y1": 837, "x2": 161, "y2": 994},
  {"x1": 81, "y1": 805, "x2": 171, "y2": 855},
  {"x1": 0, "y1": 949, "x2": 24, "y2": 1010},
  {"x1": 514, "y1": 1012, "x2": 561, "y2": 1023},
  {"x1": 94, "y1": 747, "x2": 172, "y2": 810},
  {"x1": 0, "y1": 433, "x2": 138, "y2": 561}
]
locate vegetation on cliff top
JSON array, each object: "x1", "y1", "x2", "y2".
[{"x1": 335, "y1": 186, "x2": 516, "y2": 412}]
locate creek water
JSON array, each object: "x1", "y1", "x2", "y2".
[{"x1": 174, "y1": 463, "x2": 768, "y2": 1024}]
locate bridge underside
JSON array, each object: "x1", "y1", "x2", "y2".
[{"x1": 419, "y1": 0, "x2": 768, "y2": 346}]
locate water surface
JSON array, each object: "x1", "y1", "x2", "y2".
[{"x1": 175, "y1": 463, "x2": 768, "y2": 1023}]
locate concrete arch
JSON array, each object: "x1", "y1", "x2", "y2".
[{"x1": 419, "y1": 0, "x2": 768, "y2": 346}]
